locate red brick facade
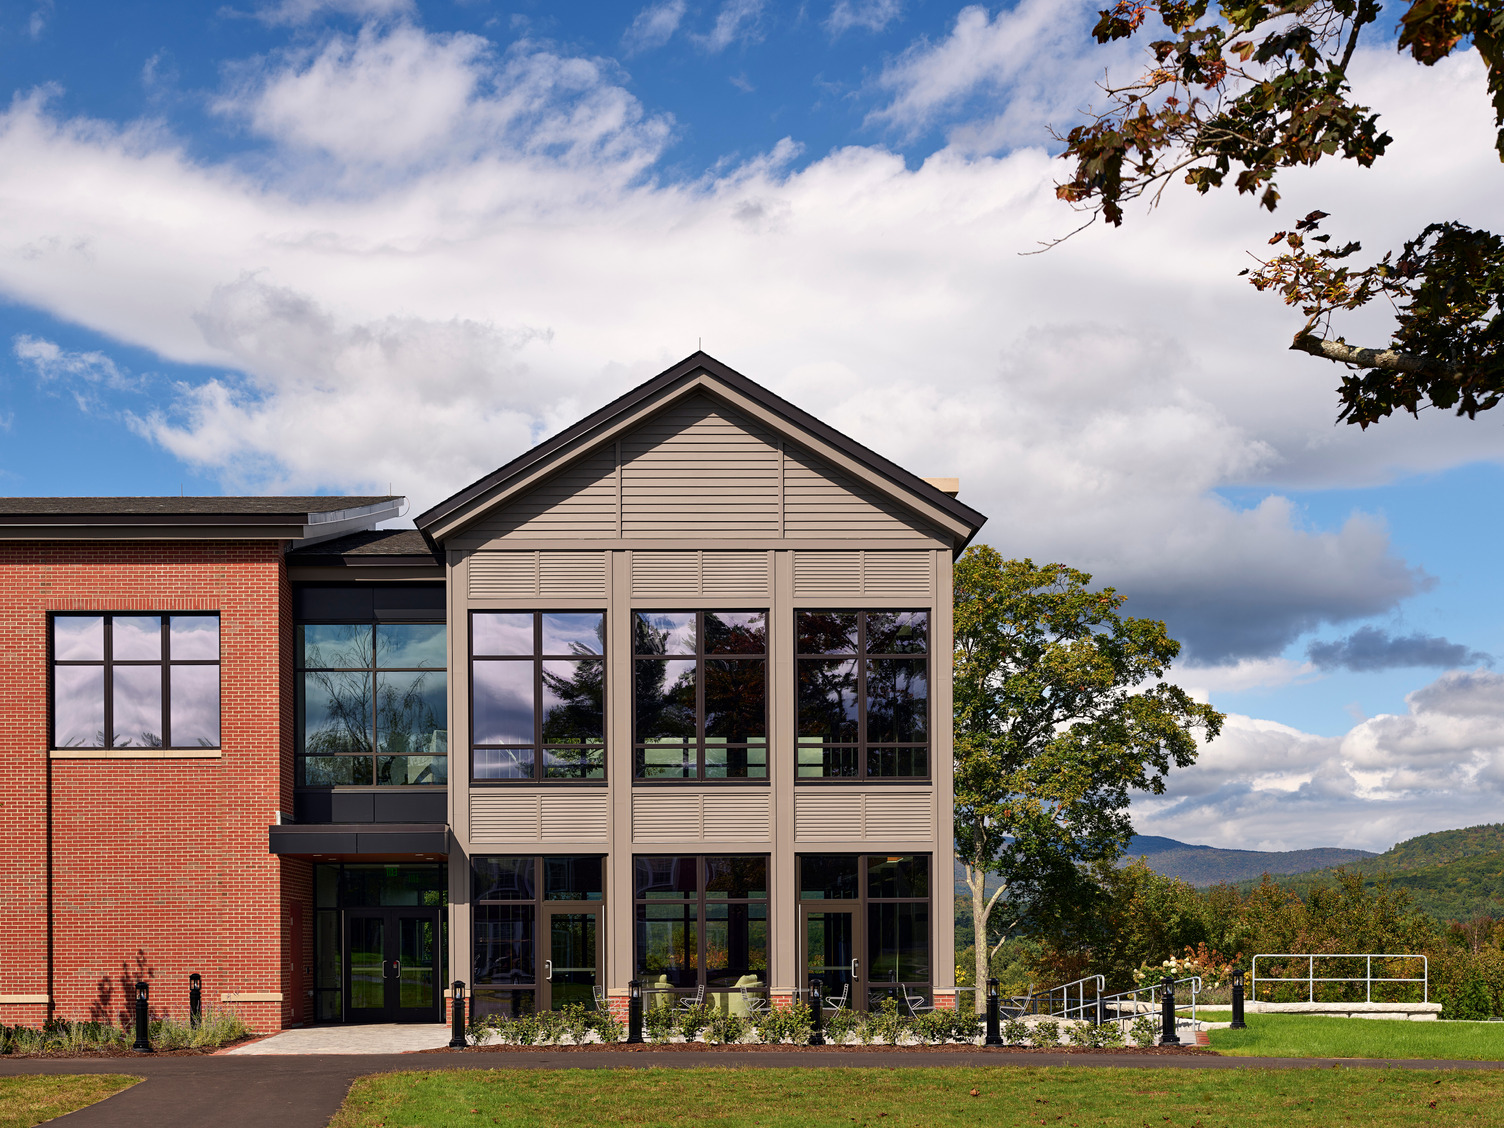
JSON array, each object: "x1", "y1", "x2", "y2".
[{"x1": 0, "y1": 539, "x2": 306, "y2": 1032}]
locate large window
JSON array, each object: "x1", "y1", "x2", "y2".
[
  {"x1": 634, "y1": 611, "x2": 767, "y2": 781},
  {"x1": 472, "y1": 855, "x2": 604, "y2": 1019},
  {"x1": 796, "y1": 610, "x2": 929, "y2": 780},
  {"x1": 635, "y1": 855, "x2": 768, "y2": 1001},
  {"x1": 51, "y1": 614, "x2": 220, "y2": 749},
  {"x1": 298, "y1": 622, "x2": 447, "y2": 786},
  {"x1": 470, "y1": 612, "x2": 605, "y2": 782},
  {"x1": 798, "y1": 854, "x2": 931, "y2": 1008}
]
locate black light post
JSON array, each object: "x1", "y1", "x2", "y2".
[
  {"x1": 189, "y1": 973, "x2": 202, "y2": 1029},
  {"x1": 809, "y1": 978, "x2": 825, "y2": 1046},
  {"x1": 1159, "y1": 974, "x2": 1181, "y2": 1046},
  {"x1": 132, "y1": 981, "x2": 154, "y2": 1053},
  {"x1": 626, "y1": 979, "x2": 644, "y2": 1044},
  {"x1": 448, "y1": 981, "x2": 468, "y2": 1048},
  {"x1": 1230, "y1": 967, "x2": 1247, "y2": 1029},
  {"x1": 984, "y1": 977, "x2": 1003, "y2": 1046}
]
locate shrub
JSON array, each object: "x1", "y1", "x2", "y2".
[
  {"x1": 868, "y1": 999, "x2": 908, "y2": 1044},
  {"x1": 1028, "y1": 1020, "x2": 1060, "y2": 1047},
  {"x1": 1090, "y1": 1021, "x2": 1126, "y2": 1048},
  {"x1": 588, "y1": 1006, "x2": 623, "y2": 1044},
  {"x1": 678, "y1": 1002, "x2": 713, "y2": 1041},
  {"x1": 1129, "y1": 1016, "x2": 1158, "y2": 1047},
  {"x1": 1440, "y1": 969, "x2": 1493, "y2": 1020},
  {"x1": 1002, "y1": 1017, "x2": 1030, "y2": 1046},
  {"x1": 644, "y1": 1004, "x2": 678, "y2": 1043},
  {"x1": 703, "y1": 1011, "x2": 749, "y2": 1044},
  {"x1": 755, "y1": 1002, "x2": 812, "y2": 1045},
  {"x1": 826, "y1": 1008, "x2": 861, "y2": 1045},
  {"x1": 1064, "y1": 1021, "x2": 1094, "y2": 1047}
]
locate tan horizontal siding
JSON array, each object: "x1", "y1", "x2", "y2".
[
  {"x1": 477, "y1": 449, "x2": 619, "y2": 538},
  {"x1": 792, "y1": 550, "x2": 933, "y2": 600},
  {"x1": 794, "y1": 789, "x2": 935, "y2": 842},
  {"x1": 469, "y1": 791, "x2": 609, "y2": 843},
  {"x1": 632, "y1": 790, "x2": 772, "y2": 842},
  {"x1": 469, "y1": 551, "x2": 608, "y2": 599}
]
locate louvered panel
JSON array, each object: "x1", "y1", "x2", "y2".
[
  {"x1": 793, "y1": 551, "x2": 861, "y2": 598},
  {"x1": 539, "y1": 792, "x2": 609, "y2": 841},
  {"x1": 794, "y1": 791, "x2": 862, "y2": 841},
  {"x1": 700, "y1": 552, "x2": 770, "y2": 597},
  {"x1": 469, "y1": 792, "x2": 542, "y2": 841},
  {"x1": 538, "y1": 551, "x2": 608, "y2": 598},
  {"x1": 632, "y1": 793, "x2": 703, "y2": 842},
  {"x1": 701, "y1": 791, "x2": 772, "y2": 839},
  {"x1": 468, "y1": 552, "x2": 538, "y2": 599},
  {"x1": 631, "y1": 551, "x2": 701, "y2": 598},
  {"x1": 862, "y1": 791, "x2": 935, "y2": 839},
  {"x1": 477, "y1": 450, "x2": 619, "y2": 538},
  {"x1": 861, "y1": 552, "x2": 933, "y2": 598}
]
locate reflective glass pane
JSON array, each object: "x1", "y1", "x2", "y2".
[
  {"x1": 797, "y1": 659, "x2": 858, "y2": 743},
  {"x1": 340, "y1": 864, "x2": 444, "y2": 907},
  {"x1": 472, "y1": 660, "x2": 533, "y2": 744},
  {"x1": 544, "y1": 747, "x2": 605, "y2": 780},
  {"x1": 169, "y1": 616, "x2": 219, "y2": 660},
  {"x1": 797, "y1": 612, "x2": 857, "y2": 654},
  {"x1": 112, "y1": 616, "x2": 162, "y2": 660},
  {"x1": 377, "y1": 624, "x2": 446, "y2": 669},
  {"x1": 316, "y1": 910, "x2": 340, "y2": 980},
  {"x1": 705, "y1": 856, "x2": 767, "y2": 899},
  {"x1": 634, "y1": 856, "x2": 697, "y2": 899},
  {"x1": 303, "y1": 671, "x2": 373, "y2": 755},
  {"x1": 800, "y1": 855, "x2": 860, "y2": 900},
  {"x1": 705, "y1": 901, "x2": 768, "y2": 986},
  {"x1": 473, "y1": 747, "x2": 535, "y2": 779},
  {"x1": 634, "y1": 658, "x2": 696, "y2": 743},
  {"x1": 112, "y1": 665, "x2": 163, "y2": 747},
  {"x1": 472, "y1": 613, "x2": 534, "y2": 656},
  {"x1": 377, "y1": 670, "x2": 447, "y2": 755},
  {"x1": 473, "y1": 988, "x2": 535, "y2": 1019},
  {"x1": 636, "y1": 741, "x2": 694, "y2": 779},
  {"x1": 541, "y1": 613, "x2": 604, "y2": 656},
  {"x1": 634, "y1": 612, "x2": 696, "y2": 656},
  {"x1": 865, "y1": 658, "x2": 928, "y2": 742},
  {"x1": 866, "y1": 611, "x2": 928, "y2": 654},
  {"x1": 53, "y1": 665, "x2": 104, "y2": 747},
  {"x1": 377, "y1": 755, "x2": 447, "y2": 785},
  {"x1": 348, "y1": 916, "x2": 385, "y2": 1011},
  {"x1": 796, "y1": 739, "x2": 857, "y2": 778},
  {"x1": 548, "y1": 912, "x2": 599, "y2": 1009},
  {"x1": 399, "y1": 916, "x2": 437, "y2": 1009},
  {"x1": 170, "y1": 664, "x2": 220, "y2": 747},
  {"x1": 300, "y1": 624, "x2": 372, "y2": 670},
  {"x1": 704, "y1": 612, "x2": 766, "y2": 654},
  {"x1": 301, "y1": 756, "x2": 374, "y2": 785},
  {"x1": 868, "y1": 901, "x2": 930, "y2": 983},
  {"x1": 636, "y1": 903, "x2": 698, "y2": 987},
  {"x1": 867, "y1": 855, "x2": 929, "y2": 899},
  {"x1": 53, "y1": 616, "x2": 103, "y2": 661},
  {"x1": 704, "y1": 741, "x2": 767, "y2": 780},
  {"x1": 474, "y1": 904, "x2": 535, "y2": 986},
  {"x1": 806, "y1": 910, "x2": 855, "y2": 995},
  {"x1": 867, "y1": 746, "x2": 927, "y2": 778},
  {"x1": 473, "y1": 857, "x2": 536, "y2": 901},
  {"x1": 704, "y1": 659, "x2": 765, "y2": 742},
  {"x1": 316, "y1": 866, "x2": 339, "y2": 908},
  {"x1": 541, "y1": 660, "x2": 603, "y2": 744},
  {"x1": 544, "y1": 856, "x2": 603, "y2": 901}
]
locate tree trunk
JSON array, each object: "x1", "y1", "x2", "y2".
[
  {"x1": 968, "y1": 861, "x2": 988, "y2": 1016},
  {"x1": 1290, "y1": 332, "x2": 1458, "y2": 377}
]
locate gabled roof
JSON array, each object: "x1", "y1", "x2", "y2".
[
  {"x1": 415, "y1": 352, "x2": 986, "y2": 551},
  {"x1": 0, "y1": 496, "x2": 403, "y2": 543}
]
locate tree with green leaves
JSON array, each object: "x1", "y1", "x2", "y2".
[
  {"x1": 1057, "y1": 1, "x2": 1504, "y2": 427},
  {"x1": 953, "y1": 546, "x2": 1223, "y2": 1012}
]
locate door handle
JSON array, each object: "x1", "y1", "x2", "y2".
[
  {"x1": 851, "y1": 958, "x2": 859, "y2": 979},
  {"x1": 393, "y1": 961, "x2": 402, "y2": 980},
  {"x1": 544, "y1": 959, "x2": 553, "y2": 981}
]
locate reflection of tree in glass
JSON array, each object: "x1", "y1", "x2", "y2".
[
  {"x1": 702, "y1": 613, "x2": 765, "y2": 654},
  {"x1": 541, "y1": 644, "x2": 605, "y2": 745},
  {"x1": 797, "y1": 612, "x2": 857, "y2": 654},
  {"x1": 304, "y1": 627, "x2": 374, "y2": 756},
  {"x1": 377, "y1": 672, "x2": 441, "y2": 754},
  {"x1": 797, "y1": 660, "x2": 858, "y2": 741},
  {"x1": 634, "y1": 620, "x2": 695, "y2": 741},
  {"x1": 865, "y1": 659, "x2": 927, "y2": 743}
]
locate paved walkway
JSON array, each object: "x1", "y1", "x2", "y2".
[
  {"x1": 225, "y1": 1023, "x2": 453, "y2": 1055},
  {"x1": 3, "y1": 1049, "x2": 1501, "y2": 1128}
]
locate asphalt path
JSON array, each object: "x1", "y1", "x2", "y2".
[{"x1": 5, "y1": 1050, "x2": 1504, "y2": 1128}]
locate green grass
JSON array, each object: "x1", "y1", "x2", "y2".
[
  {"x1": 1210, "y1": 1014, "x2": 1504, "y2": 1059},
  {"x1": 0, "y1": 1074, "x2": 138, "y2": 1128},
  {"x1": 330, "y1": 1066, "x2": 1504, "y2": 1127}
]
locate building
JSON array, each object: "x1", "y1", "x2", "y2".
[{"x1": 0, "y1": 353, "x2": 985, "y2": 1030}]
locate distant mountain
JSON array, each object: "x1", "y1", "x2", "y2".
[{"x1": 1122, "y1": 835, "x2": 1376, "y2": 886}]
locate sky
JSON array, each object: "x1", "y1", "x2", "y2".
[{"x1": 0, "y1": 0, "x2": 1501, "y2": 853}]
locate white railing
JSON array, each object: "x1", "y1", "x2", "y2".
[
  {"x1": 1250, "y1": 953, "x2": 1428, "y2": 1004},
  {"x1": 1005, "y1": 975, "x2": 1106, "y2": 1021},
  {"x1": 1100, "y1": 975, "x2": 1202, "y2": 1025}
]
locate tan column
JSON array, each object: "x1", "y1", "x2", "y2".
[
  {"x1": 771, "y1": 549, "x2": 797, "y2": 994},
  {"x1": 607, "y1": 549, "x2": 635, "y2": 995},
  {"x1": 932, "y1": 549, "x2": 956, "y2": 991}
]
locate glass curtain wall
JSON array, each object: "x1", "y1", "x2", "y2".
[
  {"x1": 634, "y1": 855, "x2": 769, "y2": 1008},
  {"x1": 798, "y1": 854, "x2": 931, "y2": 1009}
]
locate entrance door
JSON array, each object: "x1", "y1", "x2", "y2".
[
  {"x1": 344, "y1": 908, "x2": 443, "y2": 1022},
  {"x1": 802, "y1": 904, "x2": 866, "y2": 1010},
  {"x1": 542, "y1": 908, "x2": 600, "y2": 1011}
]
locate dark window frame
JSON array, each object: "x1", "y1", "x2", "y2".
[
  {"x1": 469, "y1": 611, "x2": 607, "y2": 785},
  {"x1": 795, "y1": 609, "x2": 931, "y2": 783},
  {"x1": 49, "y1": 612, "x2": 221, "y2": 750},
  {"x1": 295, "y1": 615, "x2": 448, "y2": 788},
  {"x1": 632, "y1": 609, "x2": 770, "y2": 784},
  {"x1": 632, "y1": 854, "x2": 770, "y2": 998},
  {"x1": 797, "y1": 853, "x2": 933, "y2": 1006}
]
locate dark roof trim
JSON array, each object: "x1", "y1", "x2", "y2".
[
  {"x1": 0, "y1": 496, "x2": 398, "y2": 517},
  {"x1": 415, "y1": 352, "x2": 986, "y2": 546},
  {"x1": 284, "y1": 528, "x2": 441, "y2": 567},
  {"x1": 268, "y1": 823, "x2": 449, "y2": 856},
  {"x1": 0, "y1": 496, "x2": 404, "y2": 544}
]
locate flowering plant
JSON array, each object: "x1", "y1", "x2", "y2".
[{"x1": 1131, "y1": 943, "x2": 1239, "y2": 991}]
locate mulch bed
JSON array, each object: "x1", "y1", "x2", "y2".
[
  {"x1": 2, "y1": 1036, "x2": 256, "y2": 1060},
  {"x1": 420, "y1": 1042, "x2": 1217, "y2": 1056}
]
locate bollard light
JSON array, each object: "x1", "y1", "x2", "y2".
[
  {"x1": 1230, "y1": 967, "x2": 1247, "y2": 1030},
  {"x1": 132, "y1": 980, "x2": 154, "y2": 1053},
  {"x1": 984, "y1": 977, "x2": 1003, "y2": 1046},
  {"x1": 809, "y1": 977, "x2": 825, "y2": 1046},
  {"x1": 626, "y1": 979, "x2": 644, "y2": 1044},
  {"x1": 189, "y1": 973, "x2": 202, "y2": 1030},
  {"x1": 1159, "y1": 974, "x2": 1180, "y2": 1046},
  {"x1": 448, "y1": 980, "x2": 468, "y2": 1048}
]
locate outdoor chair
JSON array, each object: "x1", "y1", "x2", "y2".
[
  {"x1": 677, "y1": 984, "x2": 706, "y2": 1010},
  {"x1": 902, "y1": 988, "x2": 933, "y2": 1017},
  {"x1": 591, "y1": 985, "x2": 607, "y2": 1011},
  {"x1": 736, "y1": 976, "x2": 769, "y2": 1016},
  {"x1": 820, "y1": 983, "x2": 849, "y2": 1012}
]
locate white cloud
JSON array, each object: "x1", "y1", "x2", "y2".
[
  {"x1": 827, "y1": 0, "x2": 902, "y2": 35},
  {"x1": 13, "y1": 334, "x2": 140, "y2": 413},
  {"x1": 623, "y1": 0, "x2": 687, "y2": 54},
  {"x1": 695, "y1": 0, "x2": 766, "y2": 53},
  {"x1": 250, "y1": 0, "x2": 415, "y2": 27},
  {"x1": 28, "y1": 0, "x2": 52, "y2": 40}
]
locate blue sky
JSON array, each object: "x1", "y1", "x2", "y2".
[{"x1": 0, "y1": 0, "x2": 1501, "y2": 850}]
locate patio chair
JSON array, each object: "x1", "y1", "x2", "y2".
[
  {"x1": 819, "y1": 983, "x2": 849, "y2": 1012},
  {"x1": 677, "y1": 984, "x2": 706, "y2": 1011},
  {"x1": 736, "y1": 976, "x2": 769, "y2": 1016},
  {"x1": 591, "y1": 985, "x2": 607, "y2": 1011},
  {"x1": 902, "y1": 988, "x2": 933, "y2": 1018}
]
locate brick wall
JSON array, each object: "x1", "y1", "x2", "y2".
[{"x1": 0, "y1": 539, "x2": 303, "y2": 1033}]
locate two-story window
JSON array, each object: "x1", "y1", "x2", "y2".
[
  {"x1": 633, "y1": 611, "x2": 768, "y2": 781},
  {"x1": 796, "y1": 610, "x2": 929, "y2": 779},
  {"x1": 51, "y1": 614, "x2": 220, "y2": 749},
  {"x1": 470, "y1": 612, "x2": 605, "y2": 782}
]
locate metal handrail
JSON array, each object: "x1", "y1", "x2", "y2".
[
  {"x1": 1250, "y1": 953, "x2": 1428, "y2": 1004},
  {"x1": 1007, "y1": 975, "x2": 1106, "y2": 1021},
  {"x1": 1099, "y1": 975, "x2": 1203, "y2": 1026}
]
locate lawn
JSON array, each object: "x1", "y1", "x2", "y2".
[
  {"x1": 1208, "y1": 1014, "x2": 1504, "y2": 1060},
  {"x1": 0, "y1": 1074, "x2": 138, "y2": 1128},
  {"x1": 330, "y1": 1066, "x2": 1504, "y2": 1128}
]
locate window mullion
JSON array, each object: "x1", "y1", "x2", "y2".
[
  {"x1": 696, "y1": 612, "x2": 705, "y2": 780},
  {"x1": 103, "y1": 615, "x2": 113, "y2": 750},
  {"x1": 856, "y1": 613, "x2": 867, "y2": 780},
  {"x1": 162, "y1": 617, "x2": 172, "y2": 749}
]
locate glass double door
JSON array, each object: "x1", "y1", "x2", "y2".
[
  {"x1": 346, "y1": 908, "x2": 443, "y2": 1023},
  {"x1": 803, "y1": 903, "x2": 868, "y2": 1010}
]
